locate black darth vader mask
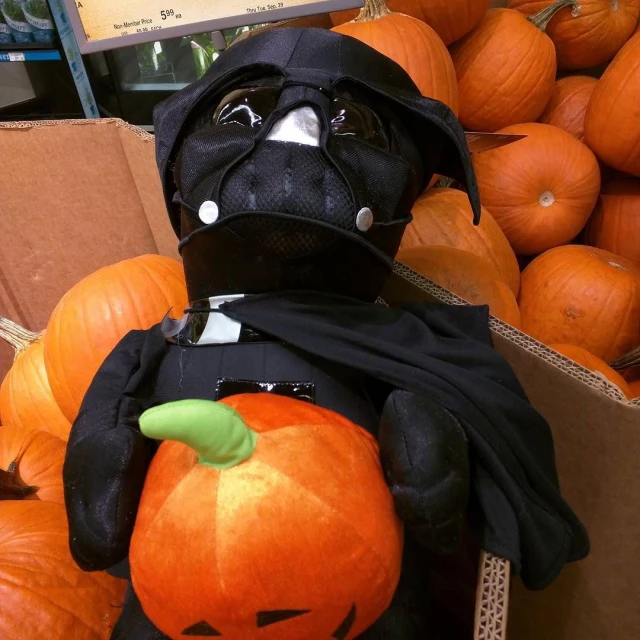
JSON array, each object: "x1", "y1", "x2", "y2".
[{"x1": 154, "y1": 27, "x2": 481, "y2": 302}]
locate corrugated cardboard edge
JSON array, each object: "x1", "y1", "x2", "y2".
[
  {"x1": 475, "y1": 553, "x2": 510, "y2": 640},
  {"x1": 391, "y1": 263, "x2": 640, "y2": 407},
  {"x1": 0, "y1": 117, "x2": 154, "y2": 141}
]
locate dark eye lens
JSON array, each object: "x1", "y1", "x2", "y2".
[
  {"x1": 213, "y1": 87, "x2": 280, "y2": 128},
  {"x1": 331, "y1": 98, "x2": 389, "y2": 150}
]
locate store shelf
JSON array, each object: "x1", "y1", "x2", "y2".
[
  {"x1": 0, "y1": 50, "x2": 61, "y2": 62},
  {"x1": 121, "y1": 81, "x2": 190, "y2": 92},
  {"x1": 0, "y1": 41, "x2": 56, "y2": 51}
]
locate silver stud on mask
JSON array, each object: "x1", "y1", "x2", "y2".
[
  {"x1": 356, "y1": 207, "x2": 374, "y2": 232},
  {"x1": 199, "y1": 201, "x2": 219, "y2": 224}
]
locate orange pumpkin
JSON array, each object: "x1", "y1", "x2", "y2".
[
  {"x1": 0, "y1": 318, "x2": 70, "y2": 440},
  {"x1": 0, "y1": 501, "x2": 126, "y2": 639},
  {"x1": 549, "y1": 343, "x2": 632, "y2": 397},
  {"x1": 331, "y1": 0, "x2": 459, "y2": 114},
  {"x1": 585, "y1": 177, "x2": 640, "y2": 263},
  {"x1": 450, "y1": 2, "x2": 570, "y2": 132},
  {"x1": 130, "y1": 395, "x2": 403, "y2": 640},
  {"x1": 629, "y1": 378, "x2": 640, "y2": 398},
  {"x1": 584, "y1": 32, "x2": 640, "y2": 178},
  {"x1": 472, "y1": 123, "x2": 601, "y2": 255},
  {"x1": 44, "y1": 255, "x2": 188, "y2": 423},
  {"x1": 398, "y1": 246, "x2": 522, "y2": 327},
  {"x1": 519, "y1": 245, "x2": 640, "y2": 361},
  {"x1": 538, "y1": 75, "x2": 598, "y2": 141},
  {"x1": 508, "y1": 0, "x2": 640, "y2": 69},
  {"x1": 331, "y1": 0, "x2": 491, "y2": 45},
  {"x1": 0, "y1": 423, "x2": 66, "y2": 504},
  {"x1": 401, "y1": 188, "x2": 521, "y2": 295}
]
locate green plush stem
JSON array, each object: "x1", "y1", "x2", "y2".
[
  {"x1": 528, "y1": 0, "x2": 579, "y2": 32},
  {"x1": 139, "y1": 400, "x2": 257, "y2": 469}
]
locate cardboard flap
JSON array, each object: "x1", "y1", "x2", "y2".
[
  {"x1": 116, "y1": 123, "x2": 179, "y2": 259},
  {"x1": 0, "y1": 119, "x2": 179, "y2": 376}
]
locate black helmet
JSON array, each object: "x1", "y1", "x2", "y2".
[{"x1": 154, "y1": 27, "x2": 481, "y2": 302}]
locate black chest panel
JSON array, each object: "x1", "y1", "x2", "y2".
[{"x1": 150, "y1": 340, "x2": 382, "y2": 436}]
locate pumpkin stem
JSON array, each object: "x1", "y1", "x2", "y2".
[
  {"x1": 610, "y1": 346, "x2": 640, "y2": 370},
  {"x1": 0, "y1": 317, "x2": 42, "y2": 358},
  {"x1": 351, "y1": 0, "x2": 392, "y2": 23},
  {"x1": 433, "y1": 177, "x2": 456, "y2": 189},
  {"x1": 528, "y1": 0, "x2": 579, "y2": 31},
  {"x1": 0, "y1": 464, "x2": 38, "y2": 501},
  {"x1": 139, "y1": 400, "x2": 258, "y2": 469}
]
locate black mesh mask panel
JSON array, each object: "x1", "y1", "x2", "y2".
[
  {"x1": 219, "y1": 141, "x2": 353, "y2": 231},
  {"x1": 327, "y1": 136, "x2": 420, "y2": 225}
]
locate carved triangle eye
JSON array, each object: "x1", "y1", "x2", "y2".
[
  {"x1": 256, "y1": 609, "x2": 311, "y2": 628},
  {"x1": 332, "y1": 604, "x2": 356, "y2": 640},
  {"x1": 182, "y1": 621, "x2": 222, "y2": 636}
]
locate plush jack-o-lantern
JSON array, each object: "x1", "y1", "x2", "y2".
[{"x1": 129, "y1": 394, "x2": 403, "y2": 640}]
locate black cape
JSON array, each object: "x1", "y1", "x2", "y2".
[{"x1": 216, "y1": 291, "x2": 589, "y2": 590}]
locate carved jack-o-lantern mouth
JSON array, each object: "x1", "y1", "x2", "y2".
[{"x1": 182, "y1": 604, "x2": 356, "y2": 638}]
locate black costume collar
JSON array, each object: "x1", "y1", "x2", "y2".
[{"x1": 162, "y1": 294, "x2": 270, "y2": 345}]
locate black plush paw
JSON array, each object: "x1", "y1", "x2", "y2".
[
  {"x1": 379, "y1": 390, "x2": 470, "y2": 555},
  {"x1": 111, "y1": 583, "x2": 170, "y2": 640}
]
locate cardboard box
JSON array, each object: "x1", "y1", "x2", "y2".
[
  {"x1": 384, "y1": 267, "x2": 640, "y2": 640},
  {"x1": 1, "y1": 118, "x2": 638, "y2": 640}
]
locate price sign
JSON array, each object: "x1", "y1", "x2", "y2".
[{"x1": 63, "y1": 0, "x2": 363, "y2": 53}]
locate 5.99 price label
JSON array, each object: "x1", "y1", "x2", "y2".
[
  {"x1": 73, "y1": 0, "x2": 320, "y2": 44},
  {"x1": 160, "y1": 8, "x2": 182, "y2": 20}
]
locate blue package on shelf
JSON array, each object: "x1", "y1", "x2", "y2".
[
  {"x1": 23, "y1": 0, "x2": 55, "y2": 43},
  {"x1": 1, "y1": 0, "x2": 35, "y2": 43},
  {"x1": 0, "y1": 14, "x2": 15, "y2": 43}
]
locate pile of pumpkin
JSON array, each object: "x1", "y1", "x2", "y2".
[
  {"x1": 331, "y1": 0, "x2": 640, "y2": 400},
  {"x1": 0, "y1": 255, "x2": 188, "y2": 639}
]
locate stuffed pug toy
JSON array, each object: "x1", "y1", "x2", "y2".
[{"x1": 63, "y1": 27, "x2": 589, "y2": 640}]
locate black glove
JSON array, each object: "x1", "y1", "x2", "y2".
[
  {"x1": 379, "y1": 389, "x2": 470, "y2": 555},
  {"x1": 111, "y1": 584, "x2": 170, "y2": 640},
  {"x1": 63, "y1": 329, "x2": 165, "y2": 572}
]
